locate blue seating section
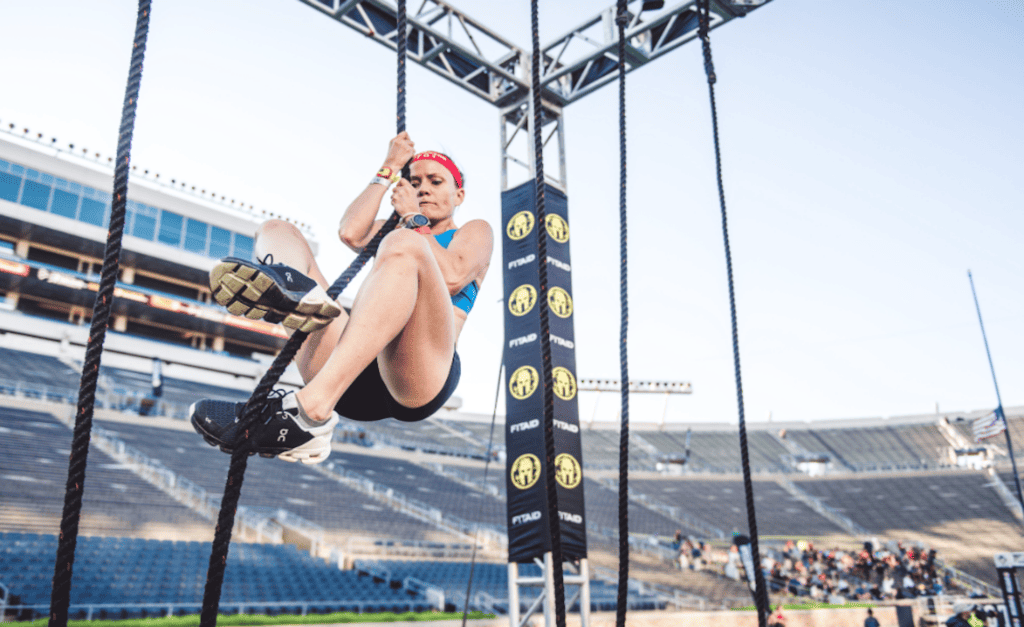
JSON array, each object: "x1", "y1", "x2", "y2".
[
  {"x1": 0, "y1": 408, "x2": 209, "y2": 537},
  {"x1": 93, "y1": 418, "x2": 444, "y2": 542},
  {"x1": 101, "y1": 366, "x2": 251, "y2": 411},
  {"x1": 0, "y1": 346, "x2": 80, "y2": 402},
  {"x1": 358, "y1": 560, "x2": 664, "y2": 613},
  {"x1": 328, "y1": 451, "x2": 506, "y2": 528},
  {"x1": 0, "y1": 533, "x2": 431, "y2": 618}
]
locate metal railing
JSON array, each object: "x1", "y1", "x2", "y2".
[
  {"x1": 596, "y1": 476, "x2": 726, "y2": 539},
  {"x1": 89, "y1": 425, "x2": 285, "y2": 543},
  {"x1": 315, "y1": 462, "x2": 507, "y2": 550},
  {"x1": 777, "y1": 477, "x2": 871, "y2": 536}
]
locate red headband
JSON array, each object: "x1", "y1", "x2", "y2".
[{"x1": 412, "y1": 151, "x2": 463, "y2": 188}]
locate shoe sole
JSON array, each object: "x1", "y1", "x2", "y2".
[{"x1": 210, "y1": 258, "x2": 342, "y2": 333}]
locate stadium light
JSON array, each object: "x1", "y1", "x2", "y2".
[{"x1": 576, "y1": 379, "x2": 692, "y2": 394}]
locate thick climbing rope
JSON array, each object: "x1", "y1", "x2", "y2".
[
  {"x1": 696, "y1": 2, "x2": 770, "y2": 625},
  {"x1": 197, "y1": 2, "x2": 407, "y2": 624},
  {"x1": 614, "y1": 2, "x2": 630, "y2": 626},
  {"x1": 528, "y1": 1, "x2": 567, "y2": 625},
  {"x1": 48, "y1": 3, "x2": 152, "y2": 626}
]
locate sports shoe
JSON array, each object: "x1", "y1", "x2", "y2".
[
  {"x1": 190, "y1": 391, "x2": 339, "y2": 465},
  {"x1": 210, "y1": 256, "x2": 342, "y2": 333}
]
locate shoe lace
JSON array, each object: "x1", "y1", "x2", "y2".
[{"x1": 258, "y1": 253, "x2": 275, "y2": 265}]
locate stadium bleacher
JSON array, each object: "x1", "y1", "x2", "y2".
[
  {"x1": 0, "y1": 533, "x2": 431, "y2": 619},
  {"x1": 631, "y1": 477, "x2": 844, "y2": 537},
  {"x1": 0, "y1": 346, "x2": 80, "y2": 403},
  {"x1": 101, "y1": 366, "x2": 251, "y2": 412},
  {"x1": 327, "y1": 450, "x2": 506, "y2": 529},
  {"x1": 92, "y1": 418, "x2": 451, "y2": 544},
  {"x1": 0, "y1": 407, "x2": 210, "y2": 538}
]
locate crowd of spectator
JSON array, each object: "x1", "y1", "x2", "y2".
[
  {"x1": 761, "y1": 539, "x2": 957, "y2": 601},
  {"x1": 667, "y1": 532, "x2": 969, "y2": 603}
]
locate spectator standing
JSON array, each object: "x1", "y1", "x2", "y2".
[
  {"x1": 864, "y1": 608, "x2": 880, "y2": 627},
  {"x1": 947, "y1": 603, "x2": 974, "y2": 627}
]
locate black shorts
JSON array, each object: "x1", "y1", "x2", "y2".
[{"x1": 334, "y1": 352, "x2": 460, "y2": 422}]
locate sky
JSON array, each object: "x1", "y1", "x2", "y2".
[{"x1": 1, "y1": 0, "x2": 1021, "y2": 425}]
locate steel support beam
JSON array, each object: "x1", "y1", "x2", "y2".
[{"x1": 296, "y1": 0, "x2": 771, "y2": 107}]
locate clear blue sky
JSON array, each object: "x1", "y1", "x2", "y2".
[{"x1": 1, "y1": 1, "x2": 1021, "y2": 424}]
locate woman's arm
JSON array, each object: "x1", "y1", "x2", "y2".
[
  {"x1": 338, "y1": 132, "x2": 415, "y2": 252},
  {"x1": 424, "y1": 220, "x2": 494, "y2": 296}
]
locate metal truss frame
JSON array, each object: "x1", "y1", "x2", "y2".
[{"x1": 296, "y1": 0, "x2": 769, "y2": 107}]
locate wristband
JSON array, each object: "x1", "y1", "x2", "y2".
[
  {"x1": 370, "y1": 176, "x2": 391, "y2": 187},
  {"x1": 376, "y1": 166, "x2": 401, "y2": 184}
]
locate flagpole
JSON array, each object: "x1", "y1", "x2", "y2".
[{"x1": 968, "y1": 270, "x2": 1024, "y2": 515}]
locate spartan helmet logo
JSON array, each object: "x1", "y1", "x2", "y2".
[
  {"x1": 554, "y1": 453, "x2": 582, "y2": 489},
  {"x1": 510, "y1": 453, "x2": 541, "y2": 490},
  {"x1": 547, "y1": 287, "x2": 573, "y2": 318},
  {"x1": 545, "y1": 214, "x2": 569, "y2": 243},
  {"x1": 509, "y1": 284, "x2": 538, "y2": 316},
  {"x1": 552, "y1": 367, "x2": 577, "y2": 401},
  {"x1": 507, "y1": 211, "x2": 535, "y2": 241},
  {"x1": 509, "y1": 365, "x2": 539, "y2": 400}
]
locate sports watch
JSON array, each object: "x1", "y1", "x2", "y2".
[{"x1": 401, "y1": 215, "x2": 430, "y2": 235}]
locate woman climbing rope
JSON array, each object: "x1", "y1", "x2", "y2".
[{"x1": 189, "y1": 131, "x2": 494, "y2": 464}]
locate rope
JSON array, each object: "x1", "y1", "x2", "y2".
[
  {"x1": 460, "y1": 353, "x2": 504, "y2": 627},
  {"x1": 48, "y1": 3, "x2": 151, "y2": 625},
  {"x1": 528, "y1": 1, "x2": 566, "y2": 625},
  {"x1": 696, "y1": 2, "x2": 769, "y2": 625},
  {"x1": 614, "y1": 2, "x2": 630, "y2": 626},
  {"x1": 397, "y1": 0, "x2": 407, "y2": 136},
  {"x1": 198, "y1": 3, "x2": 407, "y2": 624}
]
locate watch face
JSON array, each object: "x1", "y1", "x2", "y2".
[{"x1": 406, "y1": 214, "x2": 429, "y2": 229}]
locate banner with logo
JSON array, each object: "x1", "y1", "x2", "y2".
[{"x1": 502, "y1": 181, "x2": 587, "y2": 563}]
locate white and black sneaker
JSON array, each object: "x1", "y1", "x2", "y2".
[
  {"x1": 210, "y1": 256, "x2": 342, "y2": 333},
  {"x1": 190, "y1": 391, "x2": 338, "y2": 465}
]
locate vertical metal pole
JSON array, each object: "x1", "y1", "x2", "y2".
[
  {"x1": 579, "y1": 558, "x2": 591, "y2": 627},
  {"x1": 543, "y1": 552, "x2": 556, "y2": 627},
  {"x1": 500, "y1": 111, "x2": 509, "y2": 191},
  {"x1": 557, "y1": 115, "x2": 567, "y2": 190},
  {"x1": 508, "y1": 562, "x2": 520, "y2": 627},
  {"x1": 968, "y1": 270, "x2": 1024, "y2": 514}
]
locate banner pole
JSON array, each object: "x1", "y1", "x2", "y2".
[{"x1": 968, "y1": 270, "x2": 1024, "y2": 515}]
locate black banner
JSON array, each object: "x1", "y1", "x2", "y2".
[
  {"x1": 502, "y1": 181, "x2": 587, "y2": 563},
  {"x1": 998, "y1": 567, "x2": 1023, "y2": 627}
]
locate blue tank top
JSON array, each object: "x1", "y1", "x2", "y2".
[{"x1": 433, "y1": 229, "x2": 479, "y2": 314}]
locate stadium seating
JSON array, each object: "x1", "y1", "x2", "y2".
[
  {"x1": 327, "y1": 451, "x2": 506, "y2": 529},
  {"x1": 0, "y1": 407, "x2": 210, "y2": 538},
  {"x1": 582, "y1": 478, "x2": 695, "y2": 537},
  {"x1": 0, "y1": 346, "x2": 80, "y2": 403},
  {"x1": 794, "y1": 472, "x2": 1016, "y2": 533},
  {"x1": 630, "y1": 477, "x2": 844, "y2": 537},
  {"x1": 101, "y1": 366, "x2": 251, "y2": 415},
  {"x1": 92, "y1": 418, "x2": 450, "y2": 544},
  {"x1": 0, "y1": 533, "x2": 431, "y2": 619},
  {"x1": 347, "y1": 417, "x2": 489, "y2": 459}
]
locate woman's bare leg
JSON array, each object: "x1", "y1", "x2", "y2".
[
  {"x1": 253, "y1": 219, "x2": 351, "y2": 380},
  {"x1": 294, "y1": 229, "x2": 456, "y2": 421}
]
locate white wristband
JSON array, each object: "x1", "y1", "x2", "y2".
[{"x1": 369, "y1": 176, "x2": 392, "y2": 188}]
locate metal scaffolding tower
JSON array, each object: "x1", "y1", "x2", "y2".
[{"x1": 293, "y1": 1, "x2": 772, "y2": 625}]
